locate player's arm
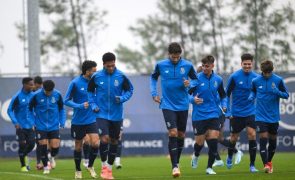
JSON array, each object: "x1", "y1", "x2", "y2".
[
  {"x1": 64, "y1": 82, "x2": 84, "y2": 109},
  {"x1": 218, "y1": 81, "x2": 227, "y2": 111},
  {"x1": 28, "y1": 94, "x2": 37, "y2": 127},
  {"x1": 273, "y1": 79, "x2": 289, "y2": 99},
  {"x1": 150, "y1": 64, "x2": 161, "y2": 103},
  {"x1": 248, "y1": 80, "x2": 257, "y2": 101},
  {"x1": 7, "y1": 95, "x2": 19, "y2": 127},
  {"x1": 57, "y1": 94, "x2": 66, "y2": 128},
  {"x1": 116, "y1": 76, "x2": 133, "y2": 103},
  {"x1": 87, "y1": 76, "x2": 99, "y2": 112}
]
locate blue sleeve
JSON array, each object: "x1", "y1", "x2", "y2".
[
  {"x1": 276, "y1": 79, "x2": 289, "y2": 99},
  {"x1": 248, "y1": 80, "x2": 256, "y2": 101},
  {"x1": 57, "y1": 94, "x2": 66, "y2": 127},
  {"x1": 7, "y1": 95, "x2": 19, "y2": 125},
  {"x1": 119, "y1": 76, "x2": 134, "y2": 103},
  {"x1": 28, "y1": 95, "x2": 37, "y2": 125},
  {"x1": 87, "y1": 76, "x2": 99, "y2": 111},
  {"x1": 64, "y1": 81, "x2": 84, "y2": 109},
  {"x1": 226, "y1": 75, "x2": 235, "y2": 97},
  {"x1": 150, "y1": 64, "x2": 160, "y2": 97}
]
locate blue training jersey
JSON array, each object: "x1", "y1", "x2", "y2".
[
  {"x1": 226, "y1": 69, "x2": 258, "y2": 117},
  {"x1": 87, "y1": 68, "x2": 133, "y2": 121},
  {"x1": 64, "y1": 75, "x2": 96, "y2": 125},
  {"x1": 28, "y1": 89, "x2": 66, "y2": 131},
  {"x1": 189, "y1": 71, "x2": 226, "y2": 121},
  {"x1": 249, "y1": 73, "x2": 289, "y2": 123},
  {"x1": 150, "y1": 58, "x2": 197, "y2": 111},
  {"x1": 7, "y1": 89, "x2": 35, "y2": 129}
]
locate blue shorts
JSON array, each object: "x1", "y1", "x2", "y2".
[
  {"x1": 96, "y1": 118, "x2": 122, "y2": 140},
  {"x1": 71, "y1": 122, "x2": 97, "y2": 140},
  {"x1": 256, "y1": 121, "x2": 279, "y2": 135},
  {"x1": 16, "y1": 128, "x2": 35, "y2": 142},
  {"x1": 162, "y1": 109, "x2": 188, "y2": 132},
  {"x1": 36, "y1": 130, "x2": 60, "y2": 140},
  {"x1": 230, "y1": 115, "x2": 256, "y2": 133},
  {"x1": 192, "y1": 118, "x2": 220, "y2": 136}
]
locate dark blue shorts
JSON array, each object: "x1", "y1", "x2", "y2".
[
  {"x1": 36, "y1": 130, "x2": 60, "y2": 140},
  {"x1": 192, "y1": 118, "x2": 220, "y2": 136},
  {"x1": 71, "y1": 122, "x2": 97, "y2": 140},
  {"x1": 16, "y1": 128, "x2": 35, "y2": 142},
  {"x1": 96, "y1": 118, "x2": 122, "y2": 139},
  {"x1": 162, "y1": 109, "x2": 188, "y2": 132},
  {"x1": 230, "y1": 115, "x2": 256, "y2": 133},
  {"x1": 256, "y1": 121, "x2": 279, "y2": 135}
]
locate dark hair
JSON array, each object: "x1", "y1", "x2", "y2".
[
  {"x1": 34, "y1": 76, "x2": 43, "y2": 85},
  {"x1": 260, "y1": 60, "x2": 274, "y2": 73},
  {"x1": 82, "y1": 60, "x2": 97, "y2": 75},
  {"x1": 22, "y1": 77, "x2": 33, "y2": 85},
  {"x1": 43, "y1": 80, "x2": 55, "y2": 91},
  {"x1": 241, "y1": 53, "x2": 254, "y2": 62},
  {"x1": 168, "y1": 42, "x2": 182, "y2": 54},
  {"x1": 201, "y1": 55, "x2": 215, "y2": 64},
  {"x1": 102, "y1": 52, "x2": 116, "y2": 64}
]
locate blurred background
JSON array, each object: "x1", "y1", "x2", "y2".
[{"x1": 0, "y1": 0, "x2": 295, "y2": 157}]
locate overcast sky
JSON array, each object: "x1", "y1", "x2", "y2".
[{"x1": 0, "y1": 0, "x2": 158, "y2": 75}]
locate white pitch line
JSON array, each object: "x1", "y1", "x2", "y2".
[{"x1": 0, "y1": 172, "x2": 63, "y2": 180}]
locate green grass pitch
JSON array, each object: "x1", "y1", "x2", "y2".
[{"x1": 0, "y1": 153, "x2": 295, "y2": 179}]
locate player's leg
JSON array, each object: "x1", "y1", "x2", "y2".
[
  {"x1": 86, "y1": 122, "x2": 100, "y2": 179},
  {"x1": 176, "y1": 110, "x2": 188, "y2": 166},
  {"x1": 37, "y1": 131, "x2": 50, "y2": 174},
  {"x1": 205, "y1": 118, "x2": 220, "y2": 175},
  {"x1": 266, "y1": 122, "x2": 279, "y2": 173},
  {"x1": 162, "y1": 109, "x2": 179, "y2": 171},
  {"x1": 48, "y1": 130, "x2": 61, "y2": 169},
  {"x1": 256, "y1": 121, "x2": 270, "y2": 172},
  {"x1": 191, "y1": 121, "x2": 206, "y2": 169},
  {"x1": 71, "y1": 124, "x2": 84, "y2": 178},
  {"x1": 17, "y1": 129, "x2": 28, "y2": 171},
  {"x1": 246, "y1": 116, "x2": 258, "y2": 172},
  {"x1": 115, "y1": 128, "x2": 123, "y2": 169},
  {"x1": 82, "y1": 134, "x2": 91, "y2": 168}
]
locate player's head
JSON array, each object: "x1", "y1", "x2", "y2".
[
  {"x1": 22, "y1": 77, "x2": 34, "y2": 92},
  {"x1": 241, "y1": 53, "x2": 253, "y2": 73},
  {"x1": 82, "y1": 60, "x2": 97, "y2": 78},
  {"x1": 33, "y1": 76, "x2": 43, "y2": 90},
  {"x1": 43, "y1": 80, "x2": 55, "y2": 96},
  {"x1": 102, "y1": 52, "x2": 116, "y2": 74},
  {"x1": 201, "y1": 55, "x2": 215, "y2": 75},
  {"x1": 260, "y1": 60, "x2": 274, "y2": 78},
  {"x1": 168, "y1": 42, "x2": 182, "y2": 64}
]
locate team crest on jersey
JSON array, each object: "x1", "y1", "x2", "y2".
[
  {"x1": 271, "y1": 82, "x2": 276, "y2": 89},
  {"x1": 51, "y1": 97, "x2": 56, "y2": 103},
  {"x1": 114, "y1": 80, "x2": 119, "y2": 87},
  {"x1": 180, "y1": 67, "x2": 185, "y2": 74},
  {"x1": 214, "y1": 81, "x2": 218, "y2": 88}
]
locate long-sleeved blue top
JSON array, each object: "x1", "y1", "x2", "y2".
[
  {"x1": 7, "y1": 89, "x2": 34, "y2": 129},
  {"x1": 28, "y1": 89, "x2": 66, "y2": 131},
  {"x1": 226, "y1": 69, "x2": 258, "y2": 117},
  {"x1": 64, "y1": 75, "x2": 96, "y2": 125},
  {"x1": 189, "y1": 71, "x2": 226, "y2": 121},
  {"x1": 87, "y1": 68, "x2": 133, "y2": 121},
  {"x1": 150, "y1": 58, "x2": 197, "y2": 111},
  {"x1": 249, "y1": 73, "x2": 289, "y2": 123}
]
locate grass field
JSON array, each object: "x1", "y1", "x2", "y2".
[{"x1": 0, "y1": 153, "x2": 295, "y2": 179}]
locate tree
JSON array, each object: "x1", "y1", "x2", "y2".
[
  {"x1": 16, "y1": 0, "x2": 107, "y2": 74},
  {"x1": 232, "y1": 0, "x2": 295, "y2": 71},
  {"x1": 115, "y1": 0, "x2": 233, "y2": 74}
]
